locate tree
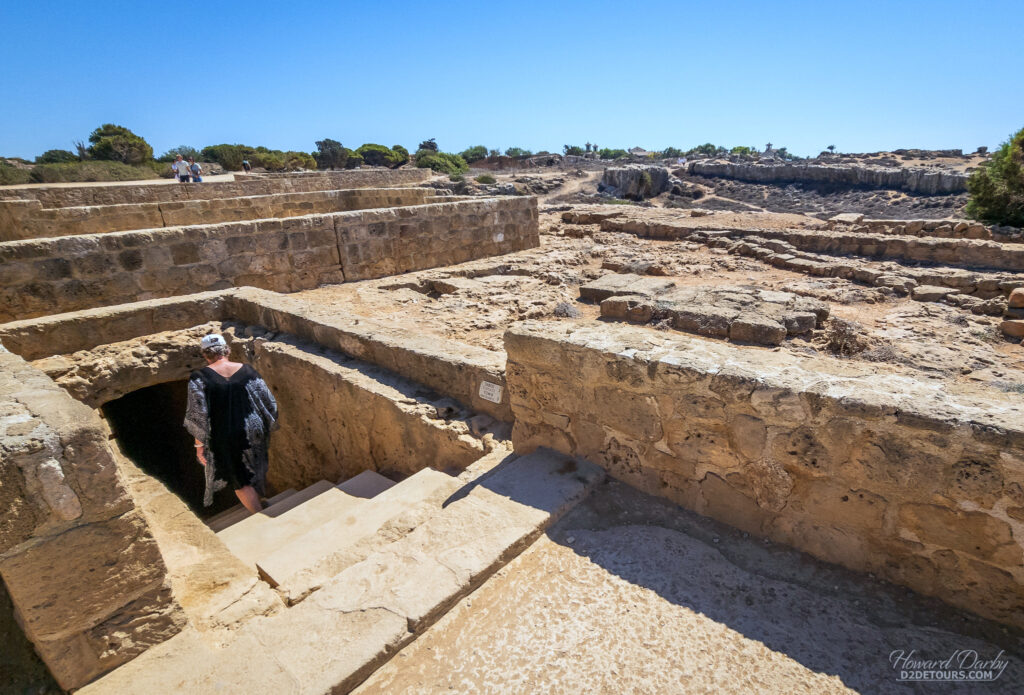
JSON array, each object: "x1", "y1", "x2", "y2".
[
  {"x1": 827, "y1": 145, "x2": 836, "y2": 153},
  {"x1": 505, "y1": 147, "x2": 532, "y2": 157},
  {"x1": 35, "y1": 149, "x2": 78, "y2": 164},
  {"x1": 157, "y1": 145, "x2": 200, "y2": 163},
  {"x1": 415, "y1": 151, "x2": 468, "y2": 175},
  {"x1": 356, "y1": 144, "x2": 405, "y2": 168},
  {"x1": 598, "y1": 148, "x2": 628, "y2": 160},
  {"x1": 730, "y1": 145, "x2": 755, "y2": 156},
  {"x1": 87, "y1": 124, "x2": 153, "y2": 164},
  {"x1": 459, "y1": 145, "x2": 488, "y2": 163},
  {"x1": 418, "y1": 138, "x2": 438, "y2": 152},
  {"x1": 314, "y1": 139, "x2": 348, "y2": 169},
  {"x1": 391, "y1": 145, "x2": 410, "y2": 166},
  {"x1": 488, "y1": 149, "x2": 500, "y2": 158},
  {"x1": 563, "y1": 145, "x2": 584, "y2": 156},
  {"x1": 659, "y1": 147, "x2": 684, "y2": 159},
  {"x1": 966, "y1": 126, "x2": 1024, "y2": 227},
  {"x1": 685, "y1": 143, "x2": 723, "y2": 157}
]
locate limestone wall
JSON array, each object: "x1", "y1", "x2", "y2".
[
  {"x1": 226, "y1": 288, "x2": 513, "y2": 422},
  {"x1": 250, "y1": 339, "x2": 485, "y2": 491},
  {"x1": 601, "y1": 215, "x2": 1024, "y2": 273},
  {"x1": 0, "y1": 288, "x2": 513, "y2": 422},
  {"x1": 0, "y1": 168, "x2": 431, "y2": 208},
  {"x1": 0, "y1": 349, "x2": 184, "y2": 689},
  {"x1": 0, "y1": 187, "x2": 432, "y2": 241},
  {"x1": 505, "y1": 321, "x2": 1024, "y2": 628},
  {"x1": 0, "y1": 197, "x2": 539, "y2": 322},
  {"x1": 687, "y1": 161, "x2": 969, "y2": 195}
]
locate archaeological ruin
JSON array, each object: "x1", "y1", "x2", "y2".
[{"x1": 1, "y1": 159, "x2": 1022, "y2": 693}]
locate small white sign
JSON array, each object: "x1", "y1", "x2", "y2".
[
  {"x1": 493, "y1": 232, "x2": 505, "y2": 243},
  {"x1": 479, "y1": 381, "x2": 503, "y2": 404}
]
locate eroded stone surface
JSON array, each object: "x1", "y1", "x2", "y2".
[{"x1": 589, "y1": 279, "x2": 829, "y2": 345}]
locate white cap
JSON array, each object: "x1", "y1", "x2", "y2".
[{"x1": 200, "y1": 334, "x2": 227, "y2": 350}]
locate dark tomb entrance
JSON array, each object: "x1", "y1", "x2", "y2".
[{"x1": 102, "y1": 380, "x2": 238, "y2": 517}]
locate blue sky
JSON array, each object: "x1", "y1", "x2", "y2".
[{"x1": 1, "y1": 1, "x2": 1021, "y2": 159}]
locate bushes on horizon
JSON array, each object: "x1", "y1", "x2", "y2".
[
  {"x1": 415, "y1": 150, "x2": 467, "y2": 175},
  {"x1": 35, "y1": 149, "x2": 79, "y2": 164},
  {"x1": 157, "y1": 145, "x2": 200, "y2": 163},
  {"x1": 658, "y1": 147, "x2": 684, "y2": 159},
  {"x1": 505, "y1": 147, "x2": 532, "y2": 158},
  {"x1": 87, "y1": 124, "x2": 153, "y2": 164},
  {"x1": 29, "y1": 161, "x2": 162, "y2": 184},
  {"x1": 598, "y1": 148, "x2": 628, "y2": 160},
  {"x1": 392, "y1": 145, "x2": 410, "y2": 164},
  {"x1": 730, "y1": 145, "x2": 756, "y2": 156},
  {"x1": 459, "y1": 145, "x2": 488, "y2": 163},
  {"x1": 0, "y1": 162, "x2": 32, "y2": 185},
  {"x1": 201, "y1": 144, "x2": 316, "y2": 171},
  {"x1": 686, "y1": 143, "x2": 726, "y2": 157},
  {"x1": 356, "y1": 143, "x2": 407, "y2": 168},
  {"x1": 563, "y1": 145, "x2": 585, "y2": 156},
  {"x1": 418, "y1": 138, "x2": 438, "y2": 152},
  {"x1": 966, "y1": 127, "x2": 1024, "y2": 228}
]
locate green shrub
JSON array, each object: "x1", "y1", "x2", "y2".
[
  {"x1": 505, "y1": 147, "x2": 532, "y2": 158},
  {"x1": 202, "y1": 144, "x2": 315, "y2": 171},
  {"x1": 201, "y1": 144, "x2": 249, "y2": 170},
  {"x1": 459, "y1": 145, "x2": 488, "y2": 163},
  {"x1": 29, "y1": 161, "x2": 161, "y2": 183},
  {"x1": 87, "y1": 124, "x2": 153, "y2": 164},
  {"x1": 658, "y1": 147, "x2": 684, "y2": 159},
  {"x1": 157, "y1": 145, "x2": 200, "y2": 163},
  {"x1": 281, "y1": 151, "x2": 316, "y2": 170},
  {"x1": 391, "y1": 145, "x2": 410, "y2": 165},
  {"x1": 356, "y1": 144, "x2": 406, "y2": 168},
  {"x1": 344, "y1": 149, "x2": 363, "y2": 168},
  {"x1": 730, "y1": 145, "x2": 755, "y2": 156},
  {"x1": 686, "y1": 143, "x2": 726, "y2": 157},
  {"x1": 0, "y1": 163, "x2": 32, "y2": 185},
  {"x1": 415, "y1": 151, "x2": 468, "y2": 175},
  {"x1": 474, "y1": 174, "x2": 496, "y2": 184},
  {"x1": 598, "y1": 148, "x2": 628, "y2": 160},
  {"x1": 966, "y1": 127, "x2": 1024, "y2": 228},
  {"x1": 563, "y1": 145, "x2": 585, "y2": 156},
  {"x1": 449, "y1": 174, "x2": 464, "y2": 182},
  {"x1": 35, "y1": 149, "x2": 78, "y2": 164}
]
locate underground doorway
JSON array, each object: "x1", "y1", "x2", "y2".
[{"x1": 101, "y1": 379, "x2": 241, "y2": 517}]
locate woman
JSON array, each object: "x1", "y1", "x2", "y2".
[{"x1": 184, "y1": 334, "x2": 278, "y2": 513}]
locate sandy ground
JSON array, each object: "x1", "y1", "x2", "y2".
[{"x1": 355, "y1": 480, "x2": 1023, "y2": 695}]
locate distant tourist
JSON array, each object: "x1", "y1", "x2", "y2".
[
  {"x1": 241, "y1": 159, "x2": 251, "y2": 173},
  {"x1": 173, "y1": 154, "x2": 190, "y2": 183},
  {"x1": 188, "y1": 157, "x2": 203, "y2": 183},
  {"x1": 184, "y1": 334, "x2": 278, "y2": 513}
]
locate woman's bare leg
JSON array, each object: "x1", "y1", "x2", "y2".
[{"x1": 235, "y1": 485, "x2": 263, "y2": 514}]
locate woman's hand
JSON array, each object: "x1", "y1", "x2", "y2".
[{"x1": 195, "y1": 442, "x2": 207, "y2": 466}]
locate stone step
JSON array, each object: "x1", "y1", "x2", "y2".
[
  {"x1": 216, "y1": 479, "x2": 342, "y2": 567},
  {"x1": 206, "y1": 487, "x2": 297, "y2": 533},
  {"x1": 80, "y1": 449, "x2": 604, "y2": 695},
  {"x1": 262, "y1": 468, "x2": 464, "y2": 601},
  {"x1": 336, "y1": 469, "x2": 396, "y2": 499}
]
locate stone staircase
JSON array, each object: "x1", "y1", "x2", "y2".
[{"x1": 80, "y1": 448, "x2": 604, "y2": 694}]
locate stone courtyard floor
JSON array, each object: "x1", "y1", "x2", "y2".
[{"x1": 355, "y1": 480, "x2": 1024, "y2": 695}]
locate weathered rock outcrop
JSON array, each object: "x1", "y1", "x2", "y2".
[
  {"x1": 686, "y1": 161, "x2": 968, "y2": 195},
  {"x1": 599, "y1": 166, "x2": 674, "y2": 199}
]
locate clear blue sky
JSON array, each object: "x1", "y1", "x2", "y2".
[{"x1": 2, "y1": 1, "x2": 1021, "y2": 159}]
